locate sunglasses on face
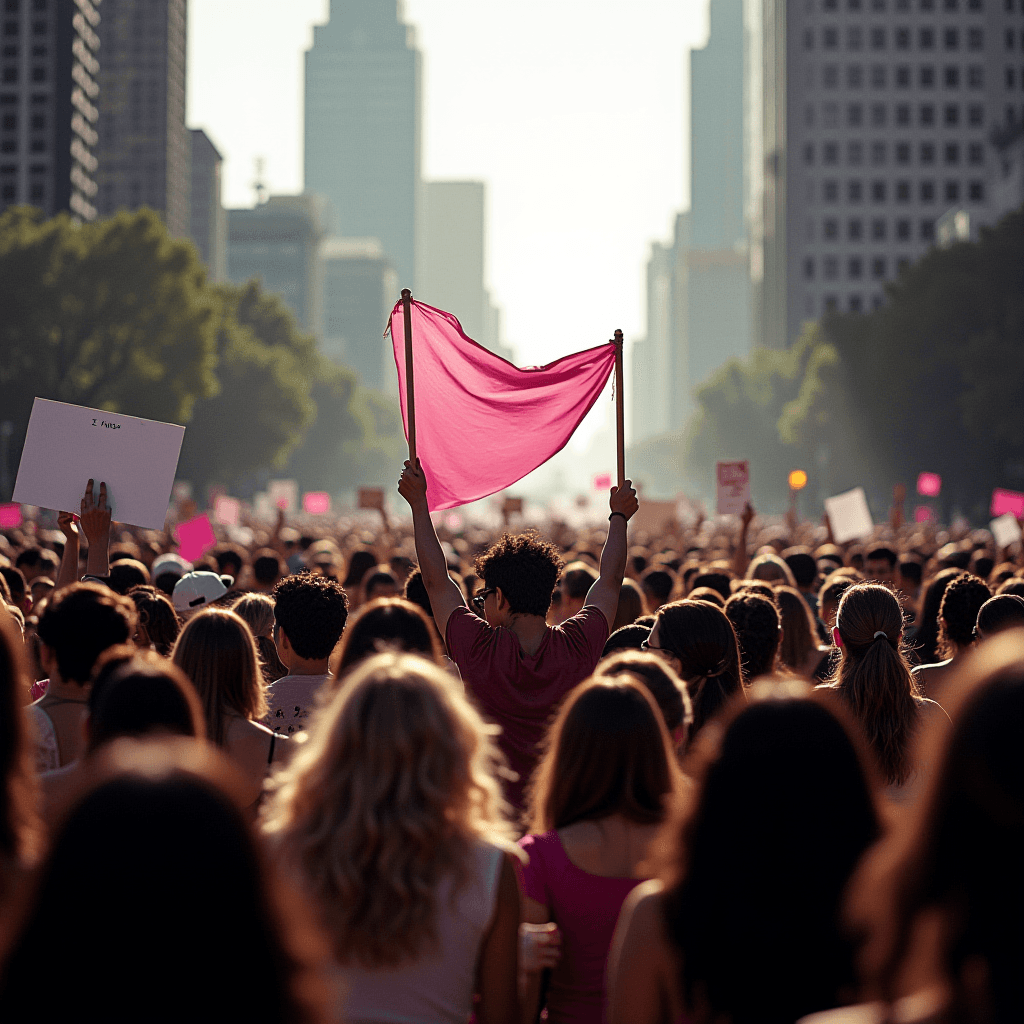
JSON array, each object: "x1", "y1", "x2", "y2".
[{"x1": 471, "y1": 587, "x2": 496, "y2": 614}]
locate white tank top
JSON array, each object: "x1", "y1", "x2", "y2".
[{"x1": 330, "y1": 841, "x2": 504, "y2": 1024}]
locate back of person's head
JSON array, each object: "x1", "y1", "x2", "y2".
[
  {"x1": 332, "y1": 597, "x2": 442, "y2": 678},
  {"x1": 690, "y1": 571, "x2": 732, "y2": 601},
  {"x1": 776, "y1": 586, "x2": 819, "y2": 674},
  {"x1": 662, "y1": 683, "x2": 879, "y2": 1024},
  {"x1": 0, "y1": 566, "x2": 25, "y2": 606},
  {"x1": 402, "y1": 567, "x2": 432, "y2": 619},
  {"x1": 263, "y1": 652, "x2": 511, "y2": 970},
  {"x1": 231, "y1": 592, "x2": 277, "y2": 640},
  {"x1": 938, "y1": 572, "x2": 992, "y2": 657},
  {"x1": 362, "y1": 568, "x2": 399, "y2": 601},
  {"x1": 612, "y1": 577, "x2": 646, "y2": 632},
  {"x1": 529, "y1": 677, "x2": 683, "y2": 833},
  {"x1": 562, "y1": 561, "x2": 598, "y2": 601},
  {"x1": 215, "y1": 544, "x2": 245, "y2": 579},
  {"x1": 107, "y1": 559, "x2": 150, "y2": 595},
  {"x1": 342, "y1": 548, "x2": 378, "y2": 590},
  {"x1": 13, "y1": 548, "x2": 41, "y2": 572},
  {"x1": 897, "y1": 556, "x2": 923, "y2": 588},
  {"x1": 833, "y1": 583, "x2": 918, "y2": 786},
  {"x1": 937, "y1": 543, "x2": 971, "y2": 570},
  {"x1": 252, "y1": 548, "x2": 284, "y2": 587},
  {"x1": 865, "y1": 546, "x2": 898, "y2": 571},
  {"x1": 848, "y1": 633, "x2": 1024, "y2": 1022},
  {"x1": 272, "y1": 571, "x2": 349, "y2": 660},
  {"x1": 975, "y1": 594, "x2": 1024, "y2": 639},
  {"x1": 782, "y1": 547, "x2": 819, "y2": 590},
  {"x1": 818, "y1": 570, "x2": 861, "y2": 631},
  {"x1": 996, "y1": 577, "x2": 1024, "y2": 598},
  {"x1": 654, "y1": 600, "x2": 744, "y2": 737},
  {"x1": 725, "y1": 591, "x2": 782, "y2": 682},
  {"x1": 920, "y1": 571, "x2": 967, "y2": 652},
  {"x1": 474, "y1": 530, "x2": 564, "y2": 617},
  {"x1": 86, "y1": 652, "x2": 204, "y2": 754},
  {"x1": 36, "y1": 583, "x2": 135, "y2": 685},
  {"x1": 0, "y1": 613, "x2": 41, "y2": 867},
  {"x1": 127, "y1": 585, "x2": 179, "y2": 656},
  {"x1": 601, "y1": 623, "x2": 650, "y2": 658},
  {"x1": 732, "y1": 578, "x2": 778, "y2": 604},
  {"x1": 596, "y1": 650, "x2": 693, "y2": 742},
  {"x1": 969, "y1": 551, "x2": 994, "y2": 582},
  {"x1": 746, "y1": 552, "x2": 796, "y2": 587},
  {"x1": 171, "y1": 608, "x2": 266, "y2": 745},
  {"x1": 688, "y1": 586, "x2": 726, "y2": 608},
  {"x1": 0, "y1": 739, "x2": 315, "y2": 1023},
  {"x1": 640, "y1": 567, "x2": 675, "y2": 608}
]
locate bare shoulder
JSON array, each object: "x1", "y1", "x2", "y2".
[{"x1": 225, "y1": 716, "x2": 275, "y2": 765}]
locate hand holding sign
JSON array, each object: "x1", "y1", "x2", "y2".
[{"x1": 81, "y1": 479, "x2": 112, "y2": 578}]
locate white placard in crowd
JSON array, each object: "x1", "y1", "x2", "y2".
[
  {"x1": 268, "y1": 479, "x2": 298, "y2": 512},
  {"x1": 824, "y1": 486, "x2": 874, "y2": 544},
  {"x1": 990, "y1": 512, "x2": 1023, "y2": 549},
  {"x1": 715, "y1": 460, "x2": 750, "y2": 515},
  {"x1": 12, "y1": 398, "x2": 184, "y2": 530}
]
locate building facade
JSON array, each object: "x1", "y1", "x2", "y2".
[
  {"x1": 305, "y1": 0, "x2": 421, "y2": 290},
  {"x1": 0, "y1": 0, "x2": 101, "y2": 221},
  {"x1": 320, "y1": 236, "x2": 396, "y2": 389},
  {"x1": 188, "y1": 127, "x2": 225, "y2": 281},
  {"x1": 227, "y1": 194, "x2": 328, "y2": 338},
  {"x1": 93, "y1": 0, "x2": 188, "y2": 235},
  {"x1": 763, "y1": 0, "x2": 1019, "y2": 348}
]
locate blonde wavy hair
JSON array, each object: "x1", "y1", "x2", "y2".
[{"x1": 262, "y1": 652, "x2": 517, "y2": 969}]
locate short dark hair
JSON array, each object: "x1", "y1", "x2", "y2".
[
  {"x1": 403, "y1": 568, "x2": 432, "y2": 619},
  {"x1": 107, "y1": 559, "x2": 150, "y2": 596},
  {"x1": 474, "y1": 531, "x2": 563, "y2": 617},
  {"x1": 14, "y1": 548, "x2": 42, "y2": 570},
  {"x1": 976, "y1": 594, "x2": 1024, "y2": 638},
  {"x1": 865, "y1": 546, "x2": 898, "y2": 571},
  {"x1": 938, "y1": 573, "x2": 992, "y2": 655},
  {"x1": 898, "y1": 558, "x2": 923, "y2": 587},
  {"x1": 562, "y1": 562, "x2": 598, "y2": 600},
  {"x1": 782, "y1": 548, "x2": 819, "y2": 588},
  {"x1": 87, "y1": 652, "x2": 203, "y2": 753},
  {"x1": 601, "y1": 623, "x2": 650, "y2": 659},
  {"x1": 215, "y1": 546, "x2": 245, "y2": 578},
  {"x1": 725, "y1": 592, "x2": 781, "y2": 682},
  {"x1": 36, "y1": 584, "x2": 135, "y2": 685},
  {"x1": 272, "y1": 572, "x2": 348, "y2": 661},
  {"x1": 332, "y1": 598, "x2": 442, "y2": 677},
  {"x1": 689, "y1": 586, "x2": 726, "y2": 608},
  {"x1": 0, "y1": 566, "x2": 26, "y2": 603},
  {"x1": 691, "y1": 571, "x2": 732, "y2": 600},
  {"x1": 598, "y1": 650, "x2": 693, "y2": 736},
  {"x1": 363, "y1": 570, "x2": 398, "y2": 599},
  {"x1": 252, "y1": 549, "x2": 283, "y2": 586},
  {"x1": 641, "y1": 568, "x2": 675, "y2": 604}
]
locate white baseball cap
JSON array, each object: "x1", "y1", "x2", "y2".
[{"x1": 171, "y1": 570, "x2": 234, "y2": 613}]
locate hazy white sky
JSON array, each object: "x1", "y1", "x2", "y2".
[{"x1": 186, "y1": 0, "x2": 710, "y2": 370}]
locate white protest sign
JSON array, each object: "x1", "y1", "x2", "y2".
[
  {"x1": 268, "y1": 479, "x2": 298, "y2": 512},
  {"x1": 990, "y1": 512, "x2": 1023, "y2": 550},
  {"x1": 824, "y1": 486, "x2": 874, "y2": 544},
  {"x1": 716, "y1": 460, "x2": 750, "y2": 515},
  {"x1": 12, "y1": 398, "x2": 184, "y2": 530}
]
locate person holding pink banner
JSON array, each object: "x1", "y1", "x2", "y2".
[{"x1": 398, "y1": 459, "x2": 638, "y2": 814}]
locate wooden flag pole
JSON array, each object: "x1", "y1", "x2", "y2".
[
  {"x1": 402, "y1": 288, "x2": 417, "y2": 461},
  {"x1": 613, "y1": 329, "x2": 625, "y2": 488}
]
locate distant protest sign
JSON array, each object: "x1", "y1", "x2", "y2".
[
  {"x1": 303, "y1": 492, "x2": 331, "y2": 515},
  {"x1": 12, "y1": 398, "x2": 184, "y2": 530},
  {"x1": 358, "y1": 487, "x2": 385, "y2": 511},
  {"x1": 213, "y1": 495, "x2": 240, "y2": 526},
  {"x1": 716, "y1": 461, "x2": 750, "y2": 516},
  {"x1": 268, "y1": 479, "x2": 298, "y2": 512},
  {"x1": 0, "y1": 504, "x2": 22, "y2": 528},
  {"x1": 990, "y1": 489, "x2": 1024, "y2": 519},
  {"x1": 633, "y1": 499, "x2": 678, "y2": 534},
  {"x1": 824, "y1": 487, "x2": 874, "y2": 543},
  {"x1": 175, "y1": 514, "x2": 217, "y2": 562},
  {"x1": 593, "y1": 473, "x2": 612, "y2": 490},
  {"x1": 916, "y1": 472, "x2": 942, "y2": 497},
  {"x1": 990, "y1": 513, "x2": 1023, "y2": 550}
]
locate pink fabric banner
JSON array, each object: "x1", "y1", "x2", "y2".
[{"x1": 389, "y1": 299, "x2": 616, "y2": 511}]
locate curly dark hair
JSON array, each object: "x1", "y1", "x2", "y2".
[
  {"x1": 725, "y1": 592, "x2": 781, "y2": 682},
  {"x1": 272, "y1": 572, "x2": 349, "y2": 661},
  {"x1": 937, "y1": 572, "x2": 992, "y2": 657},
  {"x1": 474, "y1": 531, "x2": 564, "y2": 617}
]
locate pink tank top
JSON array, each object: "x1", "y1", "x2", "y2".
[{"x1": 330, "y1": 841, "x2": 504, "y2": 1024}]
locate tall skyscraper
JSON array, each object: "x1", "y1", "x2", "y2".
[
  {"x1": 305, "y1": 0, "x2": 421, "y2": 290},
  {"x1": 321, "y1": 236, "x2": 396, "y2": 388},
  {"x1": 631, "y1": 0, "x2": 754, "y2": 445},
  {"x1": 227, "y1": 194, "x2": 328, "y2": 338},
  {"x1": 94, "y1": 0, "x2": 188, "y2": 235},
  {"x1": 0, "y1": 0, "x2": 101, "y2": 221},
  {"x1": 188, "y1": 127, "x2": 225, "y2": 281},
  {"x1": 762, "y1": 0, "x2": 1018, "y2": 349}
]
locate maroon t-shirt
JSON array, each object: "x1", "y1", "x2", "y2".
[{"x1": 445, "y1": 605, "x2": 609, "y2": 812}]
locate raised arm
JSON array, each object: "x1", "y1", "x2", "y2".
[
  {"x1": 730, "y1": 501, "x2": 755, "y2": 579},
  {"x1": 398, "y1": 460, "x2": 466, "y2": 638},
  {"x1": 584, "y1": 481, "x2": 639, "y2": 630},
  {"x1": 81, "y1": 480, "x2": 111, "y2": 580},
  {"x1": 55, "y1": 511, "x2": 80, "y2": 591}
]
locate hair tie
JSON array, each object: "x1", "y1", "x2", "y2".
[{"x1": 873, "y1": 630, "x2": 888, "y2": 641}]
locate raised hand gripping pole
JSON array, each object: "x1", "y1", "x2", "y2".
[{"x1": 402, "y1": 288, "x2": 417, "y2": 462}]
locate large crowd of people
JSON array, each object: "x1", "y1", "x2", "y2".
[{"x1": 0, "y1": 469, "x2": 1021, "y2": 1023}]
